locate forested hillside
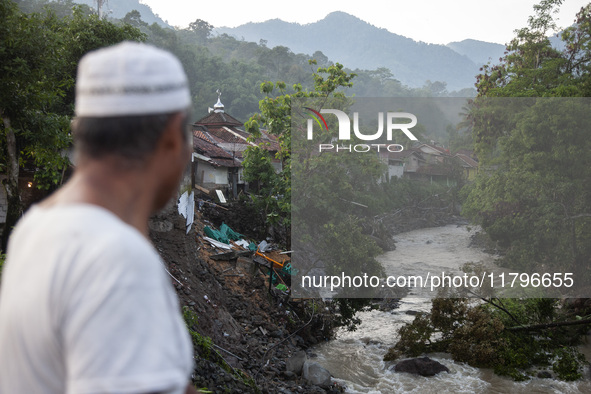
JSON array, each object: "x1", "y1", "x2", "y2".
[
  {"x1": 215, "y1": 11, "x2": 500, "y2": 91},
  {"x1": 446, "y1": 39, "x2": 506, "y2": 66},
  {"x1": 74, "y1": 0, "x2": 170, "y2": 26},
  {"x1": 15, "y1": 0, "x2": 480, "y2": 125}
]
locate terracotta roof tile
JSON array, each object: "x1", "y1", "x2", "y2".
[
  {"x1": 388, "y1": 150, "x2": 415, "y2": 160},
  {"x1": 455, "y1": 153, "x2": 479, "y2": 168},
  {"x1": 256, "y1": 129, "x2": 280, "y2": 151},
  {"x1": 193, "y1": 127, "x2": 215, "y2": 143},
  {"x1": 206, "y1": 127, "x2": 244, "y2": 144},
  {"x1": 193, "y1": 135, "x2": 241, "y2": 168}
]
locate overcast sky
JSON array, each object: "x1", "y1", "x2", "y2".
[{"x1": 140, "y1": 0, "x2": 586, "y2": 45}]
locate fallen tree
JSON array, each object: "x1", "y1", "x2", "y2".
[{"x1": 385, "y1": 297, "x2": 591, "y2": 381}]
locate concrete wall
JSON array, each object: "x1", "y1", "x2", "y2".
[
  {"x1": 195, "y1": 161, "x2": 229, "y2": 189},
  {"x1": 388, "y1": 162, "x2": 405, "y2": 179}
]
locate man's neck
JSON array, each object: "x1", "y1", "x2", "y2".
[{"x1": 40, "y1": 162, "x2": 157, "y2": 237}]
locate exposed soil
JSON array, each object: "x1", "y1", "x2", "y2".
[{"x1": 149, "y1": 201, "x2": 343, "y2": 393}]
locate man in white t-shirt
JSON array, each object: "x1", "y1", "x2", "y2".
[{"x1": 0, "y1": 42, "x2": 199, "y2": 394}]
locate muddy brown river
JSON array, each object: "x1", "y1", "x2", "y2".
[{"x1": 311, "y1": 225, "x2": 591, "y2": 393}]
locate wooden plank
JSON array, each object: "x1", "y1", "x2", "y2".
[
  {"x1": 215, "y1": 189, "x2": 227, "y2": 204},
  {"x1": 195, "y1": 185, "x2": 210, "y2": 194}
]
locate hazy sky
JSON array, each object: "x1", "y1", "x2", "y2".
[{"x1": 140, "y1": 0, "x2": 587, "y2": 45}]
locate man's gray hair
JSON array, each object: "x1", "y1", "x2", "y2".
[{"x1": 72, "y1": 112, "x2": 185, "y2": 164}]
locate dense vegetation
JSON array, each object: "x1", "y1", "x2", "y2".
[
  {"x1": 1, "y1": 0, "x2": 145, "y2": 249},
  {"x1": 1, "y1": 0, "x2": 470, "y2": 249},
  {"x1": 464, "y1": 0, "x2": 591, "y2": 278},
  {"x1": 388, "y1": 0, "x2": 591, "y2": 381}
]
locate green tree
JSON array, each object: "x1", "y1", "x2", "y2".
[
  {"x1": 476, "y1": 0, "x2": 591, "y2": 97},
  {"x1": 464, "y1": 1, "x2": 591, "y2": 278},
  {"x1": 243, "y1": 64, "x2": 391, "y2": 328},
  {"x1": 122, "y1": 10, "x2": 148, "y2": 29},
  {"x1": 387, "y1": 1, "x2": 591, "y2": 382},
  {"x1": 1, "y1": 0, "x2": 71, "y2": 250},
  {"x1": 188, "y1": 18, "x2": 213, "y2": 43},
  {"x1": 428, "y1": 0, "x2": 591, "y2": 380},
  {"x1": 0, "y1": 1, "x2": 144, "y2": 250},
  {"x1": 243, "y1": 64, "x2": 359, "y2": 235}
]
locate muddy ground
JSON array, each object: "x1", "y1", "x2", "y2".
[{"x1": 150, "y1": 202, "x2": 343, "y2": 393}]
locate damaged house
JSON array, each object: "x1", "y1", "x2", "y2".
[
  {"x1": 379, "y1": 143, "x2": 479, "y2": 185},
  {"x1": 191, "y1": 93, "x2": 281, "y2": 198}
]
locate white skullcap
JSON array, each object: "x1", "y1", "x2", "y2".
[{"x1": 75, "y1": 41, "x2": 191, "y2": 117}]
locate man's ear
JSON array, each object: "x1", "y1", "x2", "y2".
[{"x1": 157, "y1": 112, "x2": 186, "y2": 154}]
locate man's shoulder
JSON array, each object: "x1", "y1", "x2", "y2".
[
  {"x1": 10, "y1": 204, "x2": 160, "y2": 276},
  {"x1": 18, "y1": 203, "x2": 141, "y2": 242}
]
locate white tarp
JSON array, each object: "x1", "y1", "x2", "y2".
[
  {"x1": 203, "y1": 236, "x2": 232, "y2": 250},
  {"x1": 177, "y1": 191, "x2": 195, "y2": 234}
]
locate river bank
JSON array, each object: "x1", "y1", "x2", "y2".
[
  {"x1": 150, "y1": 201, "x2": 345, "y2": 393},
  {"x1": 310, "y1": 225, "x2": 591, "y2": 393}
]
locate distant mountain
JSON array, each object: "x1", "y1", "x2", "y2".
[
  {"x1": 446, "y1": 39, "x2": 506, "y2": 67},
  {"x1": 73, "y1": 0, "x2": 170, "y2": 27},
  {"x1": 215, "y1": 12, "x2": 505, "y2": 91}
]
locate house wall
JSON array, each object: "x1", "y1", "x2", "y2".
[
  {"x1": 465, "y1": 167, "x2": 478, "y2": 181},
  {"x1": 195, "y1": 161, "x2": 229, "y2": 189},
  {"x1": 388, "y1": 162, "x2": 405, "y2": 179},
  {"x1": 405, "y1": 156, "x2": 422, "y2": 172},
  {"x1": 271, "y1": 159, "x2": 282, "y2": 174},
  {"x1": 237, "y1": 167, "x2": 245, "y2": 184}
]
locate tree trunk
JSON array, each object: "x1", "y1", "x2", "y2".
[
  {"x1": 1, "y1": 112, "x2": 22, "y2": 252},
  {"x1": 507, "y1": 317, "x2": 591, "y2": 332}
]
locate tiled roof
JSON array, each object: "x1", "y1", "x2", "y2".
[
  {"x1": 192, "y1": 109, "x2": 280, "y2": 159},
  {"x1": 206, "y1": 126, "x2": 245, "y2": 144},
  {"x1": 194, "y1": 111, "x2": 243, "y2": 127},
  {"x1": 455, "y1": 153, "x2": 479, "y2": 168},
  {"x1": 256, "y1": 129, "x2": 280, "y2": 151},
  {"x1": 388, "y1": 150, "x2": 416, "y2": 160},
  {"x1": 406, "y1": 148, "x2": 427, "y2": 160},
  {"x1": 416, "y1": 164, "x2": 453, "y2": 176},
  {"x1": 193, "y1": 123, "x2": 280, "y2": 153},
  {"x1": 455, "y1": 149, "x2": 476, "y2": 158},
  {"x1": 193, "y1": 127, "x2": 215, "y2": 144},
  {"x1": 193, "y1": 135, "x2": 241, "y2": 168},
  {"x1": 417, "y1": 143, "x2": 450, "y2": 155}
]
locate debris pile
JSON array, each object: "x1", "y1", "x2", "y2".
[{"x1": 150, "y1": 199, "x2": 343, "y2": 393}]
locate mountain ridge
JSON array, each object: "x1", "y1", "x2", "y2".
[
  {"x1": 73, "y1": 0, "x2": 170, "y2": 27},
  {"x1": 215, "y1": 11, "x2": 506, "y2": 91}
]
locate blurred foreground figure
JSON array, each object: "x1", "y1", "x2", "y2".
[{"x1": 0, "y1": 42, "x2": 199, "y2": 394}]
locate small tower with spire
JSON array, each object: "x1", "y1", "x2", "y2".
[{"x1": 213, "y1": 89, "x2": 224, "y2": 113}]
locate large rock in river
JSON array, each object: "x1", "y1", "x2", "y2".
[
  {"x1": 394, "y1": 357, "x2": 450, "y2": 377},
  {"x1": 303, "y1": 360, "x2": 332, "y2": 387},
  {"x1": 286, "y1": 350, "x2": 307, "y2": 375}
]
